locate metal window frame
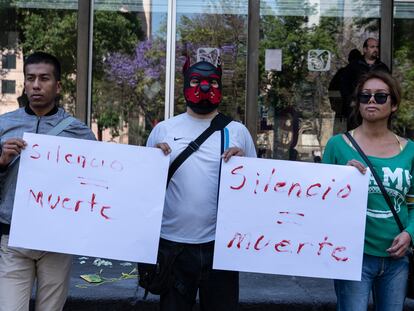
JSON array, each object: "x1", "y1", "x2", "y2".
[
  {"x1": 380, "y1": 0, "x2": 393, "y2": 71},
  {"x1": 164, "y1": 0, "x2": 177, "y2": 119},
  {"x1": 246, "y1": 0, "x2": 260, "y2": 144},
  {"x1": 76, "y1": 0, "x2": 94, "y2": 126},
  {"x1": 75, "y1": 0, "x2": 393, "y2": 142}
]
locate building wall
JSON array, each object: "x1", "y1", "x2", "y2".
[{"x1": 0, "y1": 49, "x2": 23, "y2": 115}]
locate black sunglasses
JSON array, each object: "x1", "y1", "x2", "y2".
[{"x1": 358, "y1": 92, "x2": 390, "y2": 104}]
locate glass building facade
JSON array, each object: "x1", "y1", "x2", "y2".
[{"x1": 1, "y1": 0, "x2": 413, "y2": 161}]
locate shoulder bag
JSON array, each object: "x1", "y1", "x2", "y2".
[{"x1": 345, "y1": 132, "x2": 414, "y2": 299}]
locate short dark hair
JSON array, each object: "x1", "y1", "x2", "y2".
[
  {"x1": 363, "y1": 37, "x2": 378, "y2": 48},
  {"x1": 24, "y1": 52, "x2": 61, "y2": 81},
  {"x1": 350, "y1": 70, "x2": 401, "y2": 127}
]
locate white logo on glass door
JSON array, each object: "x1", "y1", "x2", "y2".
[
  {"x1": 197, "y1": 48, "x2": 221, "y2": 66},
  {"x1": 308, "y1": 50, "x2": 331, "y2": 71}
]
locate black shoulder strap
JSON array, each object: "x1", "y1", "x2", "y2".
[
  {"x1": 167, "y1": 113, "x2": 232, "y2": 185},
  {"x1": 345, "y1": 132, "x2": 405, "y2": 232}
]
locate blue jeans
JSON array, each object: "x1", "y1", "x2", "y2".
[
  {"x1": 159, "y1": 239, "x2": 239, "y2": 311},
  {"x1": 335, "y1": 253, "x2": 409, "y2": 311}
]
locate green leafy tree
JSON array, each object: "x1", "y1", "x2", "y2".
[
  {"x1": 15, "y1": 8, "x2": 143, "y2": 140},
  {"x1": 18, "y1": 9, "x2": 78, "y2": 108},
  {"x1": 259, "y1": 5, "x2": 341, "y2": 158},
  {"x1": 91, "y1": 11, "x2": 143, "y2": 141},
  {"x1": 104, "y1": 39, "x2": 166, "y2": 145},
  {"x1": 393, "y1": 19, "x2": 414, "y2": 138}
]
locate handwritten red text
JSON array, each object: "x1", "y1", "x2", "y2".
[
  {"x1": 229, "y1": 166, "x2": 351, "y2": 201},
  {"x1": 227, "y1": 232, "x2": 349, "y2": 262},
  {"x1": 29, "y1": 189, "x2": 111, "y2": 220},
  {"x1": 29, "y1": 144, "x2": 124, "y2": 172}
]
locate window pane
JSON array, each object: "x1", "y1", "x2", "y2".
[
  {"x1": 393, "y1": 0, "x2": 414, "y2": 139},
  {"x1": 92, "y1": 1, "x2": 168, "y2": 144},
  {"x1": 261, "y1": 0, "x2": 380, "y2": 18},
  {"x1": 0, "y1": 1, "x2": 78, "y2": 115},
  {"x1": 175, "y1": 0, "x2": 248, "y2": 122},
  {"x1": 2, "y1": 54, "x2": 17, "y2": 69},
  {"x1": 258, "y1": 1, "x2": 381, "y2": 161},
  {"x1": 1, "y1": 80, "x2": 16, "y2": 94}
]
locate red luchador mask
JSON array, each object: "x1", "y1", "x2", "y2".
[{"x1": 183, "y1": 60, "x2": 222, "y2": 114}]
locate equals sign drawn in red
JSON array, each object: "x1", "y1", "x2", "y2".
[
  {"x1": 276, "y1": 211, "x2": 305, "y2": 225},
  {"x1": 77, "y1": 177, "x2": 109, "y2": 190}
]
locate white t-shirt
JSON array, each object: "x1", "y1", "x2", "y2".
[{"x1": 146, "y1": 112, "x2": 257, "y2": 243}]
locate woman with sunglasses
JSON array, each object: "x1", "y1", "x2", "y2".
[{"x1": 323, "y1": 70, "x2": 414, "y2": 311}]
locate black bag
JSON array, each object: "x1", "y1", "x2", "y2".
[
  {"x1": 138, "y1": 241, "x2": 183, "y2": 298},
  {"x1": 407, "y1": 255, "x2": 414, "y2": 299},
  {"x1": 345, "y1": 132, "x2": 414, "y2": 299}
]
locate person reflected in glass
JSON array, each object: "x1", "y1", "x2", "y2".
[
  {"x1": 340, "y1": 38, "x2": 390, "y2": 131},
  {"x1": 329, "y1": 48, "x2": 361, "y2": 134},
  {"x1": 323, "y1": 71, "x2": 414, "y2": 311}
]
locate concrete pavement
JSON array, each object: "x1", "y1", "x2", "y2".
[{"x1": 56, "y1": 256, "x2": 414, "y2": 310}]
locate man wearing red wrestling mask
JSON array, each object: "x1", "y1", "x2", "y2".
[
  {"x1": 183, "y1": 60, "x2": 223, "y2": 114},
  {"x1": 145, "y1": 59, "x2": 257, "y2": 310}
]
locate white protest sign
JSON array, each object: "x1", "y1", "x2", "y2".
[
  {"x1": 9, "y1": 133, "x2": 169, "y2": 263},
  {"x1": 214, "y1": 157, "x2": 369, "y2": 281}
]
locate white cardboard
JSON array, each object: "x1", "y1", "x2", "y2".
[
  {"x1": 9, "y1": 133, "x2": 169, "y2": 263},
  {"x1": 214, "y1": 157, "x2": 369, "y2": 281}
]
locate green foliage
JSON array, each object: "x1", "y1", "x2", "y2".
[
  {"x1": 259, "y1": 12, "x2": 339, "y2": 114},
  {"x1": 18, "y1": 9, "x2": 78, "y2": 108},
  {"x1": 260, "y1": 17, "x2": 301, "y2": 111},
  {"x1": 98, "y1": 110, "x2": 120, "y2": 136},
  {"x1": 393, "y1": 19, "x2": 414, "y2": 137},
  {"x1": 9, "y1": 2, "x2": 412, "y2": 144},
  {"x1": 393, "y1": 46, "x2": 414, "y2": 136},
  {"x1": 91, "y1": 11, "x2": 143, "y2": 140},
  {"x1": 92, "y1": 11, "x2": 143, "y2": 79},
  {"x1": 16, "y1": 8, "x2": 143, "y2": 139},
  {"x1": 102, "y1": 38, "x2": 166, "y2": 144}
]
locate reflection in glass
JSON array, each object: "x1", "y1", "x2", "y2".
[
  {"x1": 92, "y1": 1, "x2": 167, "y2": 144},
  {"x1": 0, "y1": 1, "x2": 78, "y2": 116},
  {"x1": 259, "y1": 0, "x2": 380, "y2": 161},
  {"x1": 393, "y1": 1, "x2": 414, "y2": 139},
  {"x1": 175, "y1": 0, "x2": 248, "y2": 121}
]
